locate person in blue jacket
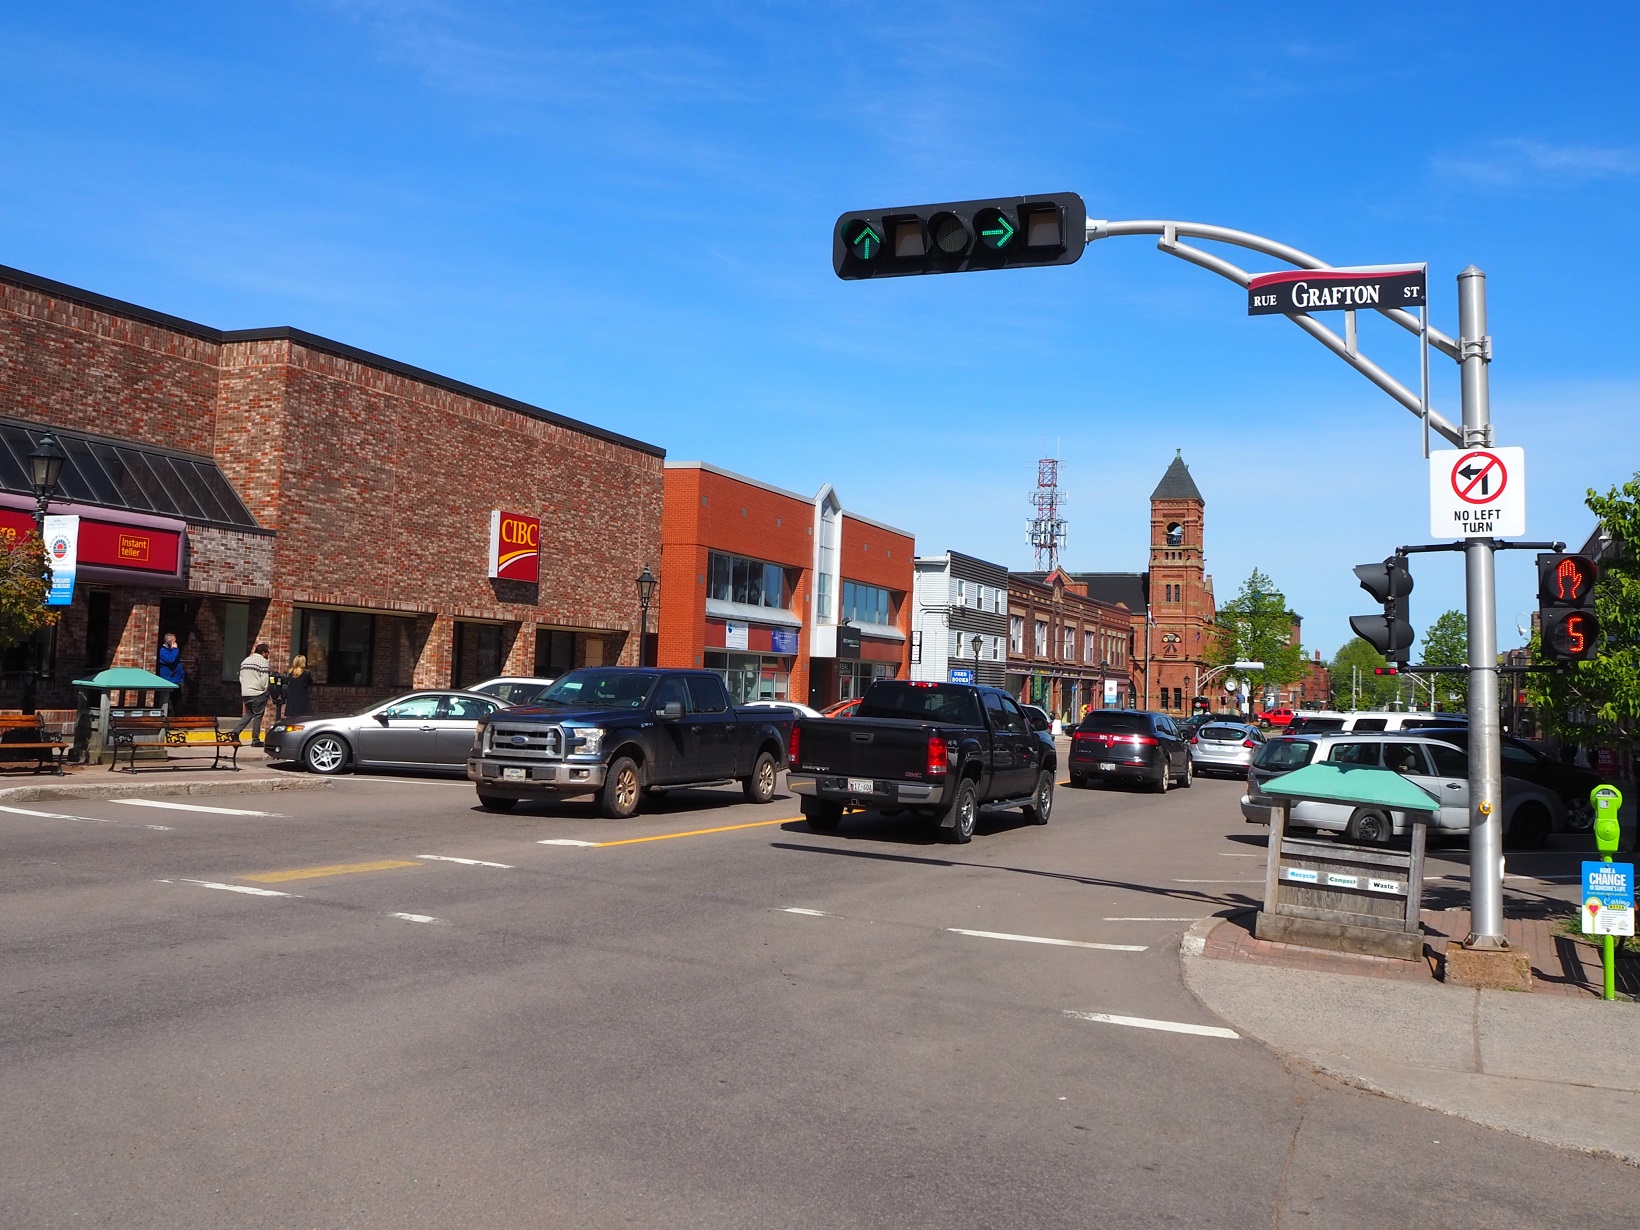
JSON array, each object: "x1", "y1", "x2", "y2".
[{"x1": 157, "y1": 632, "x2": 186, "y2": 716}]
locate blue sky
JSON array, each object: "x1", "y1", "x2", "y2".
[{"x1": 2, "y1": 2, "x2": 1636, "y2": 660}]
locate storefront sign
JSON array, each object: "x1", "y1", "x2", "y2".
[
  {"x1": 725, "y1": 621, "x2": 749, "y2": 650},
  {"x1": 948, "y1": 667, "x2": 975, "y2": 684},
  {"x1": 837, "y1": 624, "x2": 862, "y2": 659},
  {"x1": 42, "y1": 514, "x2": 79, "y2": 606},
  {"x1": 488, "y1": 511, "x2": 540, "y2": 582},
  {"x1": 770, "y1": 627, "x2": 798, "y2": 654},
  {"x1": 0, "y1": 507, "x2": 182, "y2": 577}
]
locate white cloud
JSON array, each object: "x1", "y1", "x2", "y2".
[{"x1": 1437, "y1": 139, "x2": 1640, "y2": 189}]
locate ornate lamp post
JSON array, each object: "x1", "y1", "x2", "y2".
[
  {"x1": 970, "y1": 633, "x2": 983, "y2": 683},
  {"x1": 27, "y1": 434, "x2": 67, "y2": 534},
  {"x1": 635, "y1": 566, "x2": 658, "y2": 667}
]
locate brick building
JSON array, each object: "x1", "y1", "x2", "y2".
[
  {"x1": 659, "y1": 463, "x2": 912, "y2": 707},
  {"x1": 0, "y1": 263, "x2": 663, "y2": 716},
  {"x1": 1004, "y1": 568, "x2": 1136, "y2": 722}
]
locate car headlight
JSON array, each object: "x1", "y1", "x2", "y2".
[
  {"x1": 571, "y1": 727, "x2": 605, "y2": 756},
  {"x1": 279, "y1": 725, "x2": 303, "y2": 734}
]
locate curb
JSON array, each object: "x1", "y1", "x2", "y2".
[
  {"x1": 0, "y1": 776, "x2": 334, "y2": 803},
  {"x1": 1180, "y1": 908, "x2": 1250, "y2": 958}
]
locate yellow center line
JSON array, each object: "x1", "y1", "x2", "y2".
[
  {"x1": 241, "y1": 859, "x2": 422, "y2": 883},
  {"x1": 593, "y1": 817, "x2": 802, "y2": 847}
]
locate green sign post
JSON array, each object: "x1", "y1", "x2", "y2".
[{"x1": 1586, "y1": 785, "x2": 1628, "y2": 1001}]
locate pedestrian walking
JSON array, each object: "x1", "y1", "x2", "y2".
[
  {"x1": 232, "y1": 642, "x2": 272, "y2": 747},
  {"x1": 282, "y1": 655, "x2": 313, "y2": 720}
]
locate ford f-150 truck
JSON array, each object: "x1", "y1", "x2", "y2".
[
  {"x1": 467, "y1": 667, "x2": 792, "y2": 818},
  {"x1": 786, "y1": 680, "x2": 1056, "y2": 843}
]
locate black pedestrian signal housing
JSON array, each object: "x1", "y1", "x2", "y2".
[
  {"x1": 833, "y1": 193, "x2": 1087, "y2": 279},
  {"x1": 1536, "y1": 553, "x2": 1600, "y2": 663},
  {"x1": 1349, "y1": 557, "x2": 1414, "y2": 664}
]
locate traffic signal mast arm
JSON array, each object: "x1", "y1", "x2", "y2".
[{"x1": 1083, "y1": 217, "x2": 1464, "y2": 446}]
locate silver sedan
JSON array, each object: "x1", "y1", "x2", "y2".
[
  {"x1": 1188, "y1": 722, "x2": 1266, "y2": 778},
  {"x1": 265, "y1": 690, "x2": 508, "y2": 776}
]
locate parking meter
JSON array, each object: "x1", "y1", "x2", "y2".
[{"x1": 1591, "y1": 784, "x2": 1622, "y2": 856}]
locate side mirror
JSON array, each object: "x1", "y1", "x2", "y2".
[
  {"x1": 375, "y1": 713, "x2": 391, "y2": 724},
  {"x1": 660, "y1": 701, "x2": 684, "y2": 720}
]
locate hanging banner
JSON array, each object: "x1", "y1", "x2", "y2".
[
  {"x1": 1103, "y1": 678, "x2": 1120, "y2": 705},
  {"x1": 43, "y1": 514, "x2": 79, "y2": 606}
]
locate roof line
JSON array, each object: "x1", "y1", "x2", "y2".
[{"x1": 0, "y1": 263, "x2": 665, "y2": 459}]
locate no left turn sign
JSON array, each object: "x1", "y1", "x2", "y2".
[{"x1": 1430, "y1": 446, "x2": 1525, "y2": 538}]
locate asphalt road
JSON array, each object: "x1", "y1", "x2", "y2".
[{"x1": 3, "y1": 769, "x2": 1635, "y2": 1228}]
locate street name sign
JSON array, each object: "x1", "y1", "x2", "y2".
[
  {"x1": 1582, "y1": 861, "x2": 1635, "y2": 937},
  {"x1": 1247, "y1": 264, "x2": 1426, "y2": 316},
  {"x1": 1429, "y1": 446, "x2": 1525, "y2": 538}
]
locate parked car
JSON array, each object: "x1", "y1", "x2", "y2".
[
  {"x1": 468, "y1": 667, "x2": 792, "y2": 817},
  {"x1": 1284, "y1": 710, "x2": 1464, "y2": 735},
  {"x1": 266, "y1": 690, "x2": 508, "y2": 776},
  {"x1": 1420, "y1": 727, "x2": 1603, "y2": 830},
  {"x1": 1240, "y1": 732, "x2": 1563, "y2": 848},
  {"x1": 740, "y1": 700, "x2": 824, "y2": 720},
  {"x1": 787, "y1": 680, "x2": 1055, "y2": 843},
  {"x1": 471, "y1": 676, "x2": 557, "y2": 706},
  {"x1": 1188, "y1": 722, "x2": 1265, "y2": 778},
  {"x1": 1068, "y1": 709, "x2": 1192, "y2": 792},
  {"x1": 1256, "y1": 707, "x2": 1297, "y2": 729},
  {"x1": 1020, "y1": 703, "x2": 1053, "y2": 734},
  {"x1": 821, "y1": 697, "x2": 862, "y2": 719}
]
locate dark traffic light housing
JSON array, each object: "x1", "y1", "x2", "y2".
[
  {"x1": 1537, "y1": 553, "x2": 1600, "y2": 663},
  {"x1": 1349, "y1": 556, "x2": 1414, "y2": 664},
  {"x1": 833, "y1": 193, "x2": 1087, "y2": 279}
]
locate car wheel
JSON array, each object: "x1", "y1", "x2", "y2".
[
  {"x1": 803, "y1": 798, "x2": 843, "y2": 831},
  {"x1": 1023, "y1": 770, "x2": 1053, "y2": 825},
  {"x1": 599, "y1": 756, "x2": 643, "y2": 819},
  {"x1": 303, "y1": 733, "x2": 350, "y2": 775},
  {"x1": 944, "y1": 777, "x2": 979, "y2": 844},
  {"x1": 476, "y1": 793, "x2": 517, "y2": 813},
  {"x1": 1153, "y1": 760, "x2": 1171, "y2": 794},
  {"x1": 742, "y1": 751, "x2": 778, "y2": 804},
  {"x1": 1346, "y1": 808, "x2": 1394, "y2": 845},
  {"x1": 1181, "y1": 757, "x2": 1194, "y2": 788},
  {"x1": 1506, "y1": 801, "x2": 1552, "y2": 850}
]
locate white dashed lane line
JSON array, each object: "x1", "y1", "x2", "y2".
[
  {"x1": 948, "y1": 928, "x2": 1147, "y2": 953},
  {"x1": 1065, "y1": 1010, "x2": 1239, "y2": 1040},
  {"x1": 538, "y1": 838, "x2": 599, "y2": 847},
  {"x1": 165, "y1": 878, "x2": 298, "y2": 898},
  {"x1": 390, "y1": 912, "x2": 443, "y2": 924},
  {"x1": 113, "y1": 799, "x2": 280, "y2": 817},
  {"x1": 781, "y1": 907, "x2": 833, "y2": 917},
  {"x1": 415, "y1": 854, "x2": 513, "y2": 868},
  {"x1": 0, "y1": 804, "x2": 172, "y2": 830}
]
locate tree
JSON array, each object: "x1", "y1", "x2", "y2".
[
  {"x1": 1416, "y1": 609, "x2": 1468, "y2": 712},
  {"x1": 1205, "y1": 568, "x2": 1306, "y2": 712},
  {"x1": 1526, "y1": 472, "x2": 1640, "y2": 756},
  {"x1": 1329, "y1": 637, "x2": 1401, "y2": 710},
  {"x1": 0, "y1": 530, "x2": 59, "y2": 650}
]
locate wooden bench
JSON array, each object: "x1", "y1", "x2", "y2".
[
  {"x1": 0, "y1": 713, "x2": 67, "y2": 776},
  {"x1": 107, "y1": 715, "x2": 241, "y2": 773}
]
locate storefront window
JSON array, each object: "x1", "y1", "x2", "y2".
[
  {"x1": 841, "y1": 581, "x2": 891, "y2": 627},
  {"x1": 453, "y1": 622, "x2": 503, "y2": 688},
  {"x1": 838, "y1": 659, "x2": 895, "y2": 701},
  {"x1": 705, "y1": 651, "x2": 793, "y2": 703},
  {"x1": 708, "y1": 551, "x2": 787, "y2": 609},
  {"x1": 294, "y1": 609, "x2": 374, "y2": 686}
]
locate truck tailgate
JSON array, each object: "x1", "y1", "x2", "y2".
[{"x1": 795, "y1": 717, "x2": 939, "y2": 782}]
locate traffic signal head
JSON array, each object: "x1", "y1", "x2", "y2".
[
  {"x1": 1536, "y1": 553, "x2": 1600, "y2": 664},
  {"x1": 833, "y1": 193, "x2": 1087, "y2": 279},
  {"x1": 1350, "y1": 556, "x2": 1413, "y2": 663},
  {"x1": 1350, "y1": 614, "x2": 1415, "y2": 659},
  {"x1": 1373, "y1": 666, "x2": 1398, "y2": 676},
  {"x1": 1353, "y1": 557, "x2": 1413, "y2": 603}
]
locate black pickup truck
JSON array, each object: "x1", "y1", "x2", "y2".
[
  {"x1": 786, "y1": 680, "x2": 1056, "y2": 843},
  {"x1": 467, "y1": 667, "x2": 792, "y2": 818}
]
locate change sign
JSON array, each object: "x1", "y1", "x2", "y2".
[
  {"x1": 1582, "y1": 861, "x2": 1635, "y2": 937},
  {"x1": 1248, "y1": 264, "x2": 1426, "y2": 316}
]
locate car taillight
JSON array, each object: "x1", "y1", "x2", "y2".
[
  {"x1": 1189, "y1": 736, "x2": 1198, "y2": 745},
  {"x1": 1129, "y1": 735, "x2": 1159, "y2": 746},
  {"x1": 789, "y1": 725, "x2": 800, "y2": 763},
  {"x1": 1243, "y1": 739, "x2": 1258, "y2": 749},
  {"x1": 926, "y1": 734, "x2": 949, "y2": 777},
  {"x1": 1073, "y1": 731, "x2": 1093, "y2": 743}
]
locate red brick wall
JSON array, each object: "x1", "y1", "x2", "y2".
[{"x1": 839, "y1": 514, "x2": 914, "y2": 678}]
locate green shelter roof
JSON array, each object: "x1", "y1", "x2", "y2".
[
  {"x1": 1263, "y1": 763, "x2": 1439, "y2": 812},
  {"x1": 72, "y1": 667, "x2": 178, "y2": 690}
]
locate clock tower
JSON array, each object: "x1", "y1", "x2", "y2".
[{"x1": 1145, "y1": 452, "x2": 1214, "y2": 713}]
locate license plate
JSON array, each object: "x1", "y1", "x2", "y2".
[
  {"x1": 1098, "y1": 763, "x2": 1115, "y2": 772},
  {"x1": 502, "y1": 767, "x2": 527, "y2": 781},
  {"x1": 847, "y1": 777, "x2": 874, "y2": 794}
]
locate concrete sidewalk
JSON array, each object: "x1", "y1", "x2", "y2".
[
  {"x1": 1183, "y1": 913, "x2": 1640, "y2": 1165},
  {"x1": 0, "y1": 746, "x2": 333, "y2": 803}
]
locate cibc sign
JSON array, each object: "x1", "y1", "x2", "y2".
[
  {"x1": 487, "y1": 510, "x2": 540, "y2": 582},
  {"x1": 1248, "y1": 264, "x2": 1426, "y2": 315}
]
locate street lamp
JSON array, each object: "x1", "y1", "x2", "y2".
[
  {"x1": 970, "y1": 633, "x2": 983, "y2": 682},
  {"x1": 27, "y1": 434, "x2": 67, "y2": 532},
  {"x1": 635, "y1": 565, "x2": 658, "y2": 667}
]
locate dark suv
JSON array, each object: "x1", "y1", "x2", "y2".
[{"x1": 1068, "y1": 709, "x2": 1192, "y2": 792}]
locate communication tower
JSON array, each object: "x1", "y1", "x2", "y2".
[{"x1": 1027, "y1": 456, "x2": 1068, "y2": 570}]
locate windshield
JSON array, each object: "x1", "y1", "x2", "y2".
[
  {"x1": 1254, "y1": 739, "x2": 1317, "y2": 771},
  {"x1": 535, "y1": 669, "x2": 659, "y2": 709},
  {"x1": 857, "y1": 683, "x2": 982, "y2": 727},
  {"x1": 1078, "y1": 712, "x2": 1151, "y2": 735}
]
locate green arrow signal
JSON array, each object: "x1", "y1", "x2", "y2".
[
  {"x1": 980, "y1": 215, "x2": 1014, "y2": 245},
  {"x1": 847, "y1": 222, "x2": 882, "y2": 260}
]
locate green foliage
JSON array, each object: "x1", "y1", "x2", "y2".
[
  {"x1": 1526, "y1": 473, "x2": 1640, "y2": 752},
  {"x1": 1417, "y1": 609, "x2": 1469, "y2": 712},
  {"x1": 1329, "y1": 637, "x2": 1401, "y2": 709},
  {"x1": 1206, "y1": 568, "x2": 1306, "y2": 705},
  {"x1": 0, "y1": 531, "x2": 59, "y2": 650}
]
